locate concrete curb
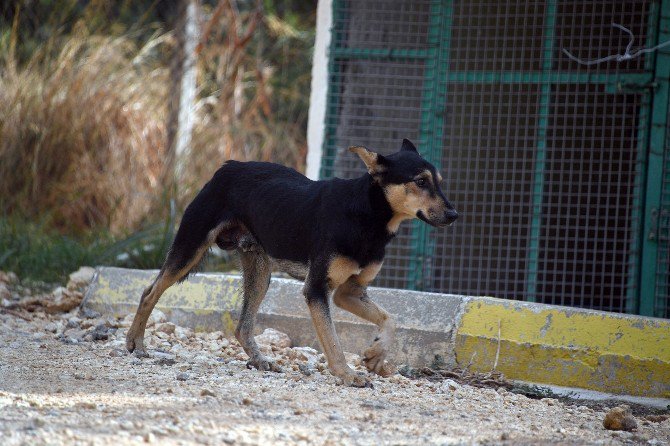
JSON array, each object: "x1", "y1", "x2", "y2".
[{"x1": 83, "y1": 267, "x2": 670, "y2": 398}]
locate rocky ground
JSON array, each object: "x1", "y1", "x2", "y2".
[{"x1": 0, "y1": 270, "x2": 669, "y2": 445}]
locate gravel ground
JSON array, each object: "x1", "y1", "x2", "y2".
[{"x1": 0, "y1": 275, "x2": 669, "y2": 445}]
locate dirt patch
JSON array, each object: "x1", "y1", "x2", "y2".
[{"x1": 0, "y1": 272, "x2": 668, "y2": 445}]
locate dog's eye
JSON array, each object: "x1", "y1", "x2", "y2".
[{"x1": 415, "y1": 178, "x2": 427, "y2": 188}]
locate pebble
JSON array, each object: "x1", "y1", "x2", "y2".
[
  {"x1": 78, "y1": 307, "x2": 101, "y2": 319},
  {"x1": 109, "y1": 348, "x2": 126, "y2": 357},
  {"x1": 255, "y1": 328, "x2": 291, "y2": 349},
  {"x1": 603, "y1": 406, "x2": 638, "y2": 431},
  {"x1": 201, "y1": 388, "x2": 216, "y2": 397},
  {"x1": 66, "y1": 317, "x2": 81, "y2": 329},
  {"x1": 441, "y1": 379, "x2": 460, "y2": 391},
  {"x1": 176, "y1": 372, "x2": 191, "y2": 381},
  {"x1": 155, "y1": 322, "x2": 176, "y2": 335}
]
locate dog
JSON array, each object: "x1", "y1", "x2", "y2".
[{"x1": 126, "y1": 139, "x2": 458, "y2": 387}]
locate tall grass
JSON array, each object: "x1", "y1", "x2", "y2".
[
  {"x1": 0, "y1": 28, "x2": 169, "y2": 234},
  {"x1": 0, "y1": 1, "x2": 314, "y2": 282}
]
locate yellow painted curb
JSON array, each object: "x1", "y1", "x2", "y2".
[{"x1": 454, "y1": 299, "x2": 670, "y2": 398}]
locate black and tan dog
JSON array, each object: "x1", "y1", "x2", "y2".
[{"x1": 126, "y1": 139, "x2": 457, "y2": 387}]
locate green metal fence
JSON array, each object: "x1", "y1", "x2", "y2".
[{"x1": 320, "y1": 0, "x2": 670, "y2": 318}]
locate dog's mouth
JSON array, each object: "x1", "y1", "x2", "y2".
[{"x1": 417, "y1": 210, "x2": 458, "y2": 227}]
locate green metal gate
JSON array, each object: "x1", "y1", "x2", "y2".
[{"x1": 319, "y1": 0, "x2": 670, "y2": 318}]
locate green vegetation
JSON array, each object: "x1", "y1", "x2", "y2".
[
  {"x1": 0, "y1": 1, "x2": 315, "y2": 283},
  {"x1": 0, "y1": 212, "x2": 236, "y2": 285}
]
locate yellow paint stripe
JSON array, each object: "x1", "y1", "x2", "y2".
[{"x1": 455, "y1": 299, "x2": 670, "y2": 397}]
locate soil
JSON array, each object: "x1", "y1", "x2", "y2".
[{"x1": 0, "y1": 274, "x2": 669, "y2": 445}]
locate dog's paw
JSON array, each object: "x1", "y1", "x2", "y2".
[
  {"x1": 246, "y1": 356, "x2": 283, "y2": 373},
  {"x1": 363, "y1": 337, "x2": 389, "y2": 375},
  {"x1": 125, "y1": 334, "x2": 149, "y2": 358}
]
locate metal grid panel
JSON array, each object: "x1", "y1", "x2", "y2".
[
  {"x1": 427, "y1": 84, "x2": 538, "y2": 299},
  {"x1": 323, "y1": 0, "x2": 656, "y2": 314},
  {"x1": 449, "y1": 1, "x2": 546, "y2": 72},
  {"x1": 321, "y1": 0, "x2": 434, "y2": 289},
  {"x1": 321, "y1": 59, "x2": 425, "y2": 288},
  {"x1": 538, "y1": 84, "x2": 642, "y2": 311},
  {"x1": 330, "y1": 0, "x2": 433, "y2": 50}
]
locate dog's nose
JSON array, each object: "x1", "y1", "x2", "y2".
[{"x1": 444, "y1": 209, "x2": 459, "y2": 225}]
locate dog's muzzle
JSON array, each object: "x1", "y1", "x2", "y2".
[
  {"x1": 418, "y1": 209, "x2": 459, "y2": 227},
  {"x1": 443, "y1": 209, "x2": 459, "y2": 226}
]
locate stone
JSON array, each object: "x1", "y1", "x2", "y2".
[
  {"x1": 147, "y1": 310, "x2": 167, "y2": 327},
  {"x1": 174, "y1": 326, "x2": 193, "y2": 341},
  {"x1": 119, "y1": 314, "x2": 135, "y2": 327},
  {"x1": 176, "y1": 372, "x2": 191, "y2": 381},
  {"x1": 66, "y1": 317, "x2": 81, "y2": 329},
  {"x1": 109, "y1": 349, "x2": 126, "y2": 357},
  {"x1": 90, "y1": 323, "x2": 116, "y2": 341},
  {"x1": 0, "y1": 271, "x2": 18, "y2": 284},
  {"x1": 344, "y1": 352, "x2": 362, "y2": 367},
  {"x1": 288, "y1": 347, "x2": 320, "y2": 362},
  {"x1": 155, "y1": 322, "x2": 176, "y2": 335},
  {"x1": 16, "y1": 287, "x2": 83, "y2": 314},
  {"x1": 603, "y1": 406, "x2": 637, "y2": 431},
  {"x1": 67, "y1": 267, "x2": 96, "y2": 290},
  {"x1": 78, "y1": 307, "x2": 101, "y2": 319},
  {"x1": 200, "y1": 388, "x2": 216, "y2": 397},
  {"x1": 205, "y1": 331, "x2": 223, "y2": 341},
  {"x1": 254, "y1": 328, "x2": 291, "y2": 349},
  {"x1": 0, "y1": 283, "x2": 10, "y2": 301},
  {"x1": 442, "y1": 379, "x2": 461, "y2": 391}
]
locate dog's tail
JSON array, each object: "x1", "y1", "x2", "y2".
[{"x1": 161, "y1": 176, "x2": 231, "y2": 283}]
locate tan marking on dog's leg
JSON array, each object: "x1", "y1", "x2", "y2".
[
  {"x1": 333, "y1": 262, "x2": 396, "y2": 376},
  {"x1": 235, "y1": 250, "x2": 281, "y2": 372},
  {"x1": 327, "y1": 255, "x2": 360, "y2": 289},
  {"x1": 125, "y1": 269, "x2": 180, "y2": 357},
  {"x1": 126, "y1": 225, "x2": 223, "y2": 357},
  {"x1": 306, "y1": 298, "x2": 371, "y2": 388}
]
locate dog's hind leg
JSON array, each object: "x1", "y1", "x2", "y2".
[
  {"x1": 235, "y1": 249, "x2": 281, "y2": 372},
  {"x1": 126, "y1": 219, "x2": 224, "y2": 357}
]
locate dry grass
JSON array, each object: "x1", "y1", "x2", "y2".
[
  {"x1": 0, "y1": 26, "x2": 169, "y2": 234},
  {"x1": 0, "y1": 1, "x2": 313, "y2": 236},
  {"x1": 181, "y1": 0, "x2": 311, "y2": 197}
]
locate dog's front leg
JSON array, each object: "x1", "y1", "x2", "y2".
[
  {"x1": 333, "y1": 278, "x2": 395, "y2": 376},
  {"x1": 303, "y1": 277, "x2": 372, "y2": 388}
]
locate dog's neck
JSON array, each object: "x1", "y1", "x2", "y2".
[{"x1": 358, "y1": 174, "x2": 406, "y2": 237}]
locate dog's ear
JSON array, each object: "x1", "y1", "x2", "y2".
[
  {"x1": 349, "y1": 146, "x2": 387, "y2": 176},
  {"x1": 400, "y1": 138, "x2": 418, "y2": 153}
]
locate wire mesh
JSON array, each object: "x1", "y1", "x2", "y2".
[
  {"x1": 323, "y1": 0, "x2": 655, "y2": 313},
  {"x1": 428, "y1": 83, "x2": 538, "y2": 300},
  {"x1": 320, "y1": 0, "x2": 433, "y2": 289}
]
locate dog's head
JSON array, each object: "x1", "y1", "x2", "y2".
[{"x1": 350, "y1": 139, "x2": 458, "y2": 229}]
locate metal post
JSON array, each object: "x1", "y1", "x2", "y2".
[
  {"x1": 408, "y1": 0, "x2": 452, "y2": 290},
  {"x1": 639, "y1": 0, "x2": 670, "y2": 316},
  {"x1": 525, "y1": 0, "x2": 557, "y2": 302}
]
